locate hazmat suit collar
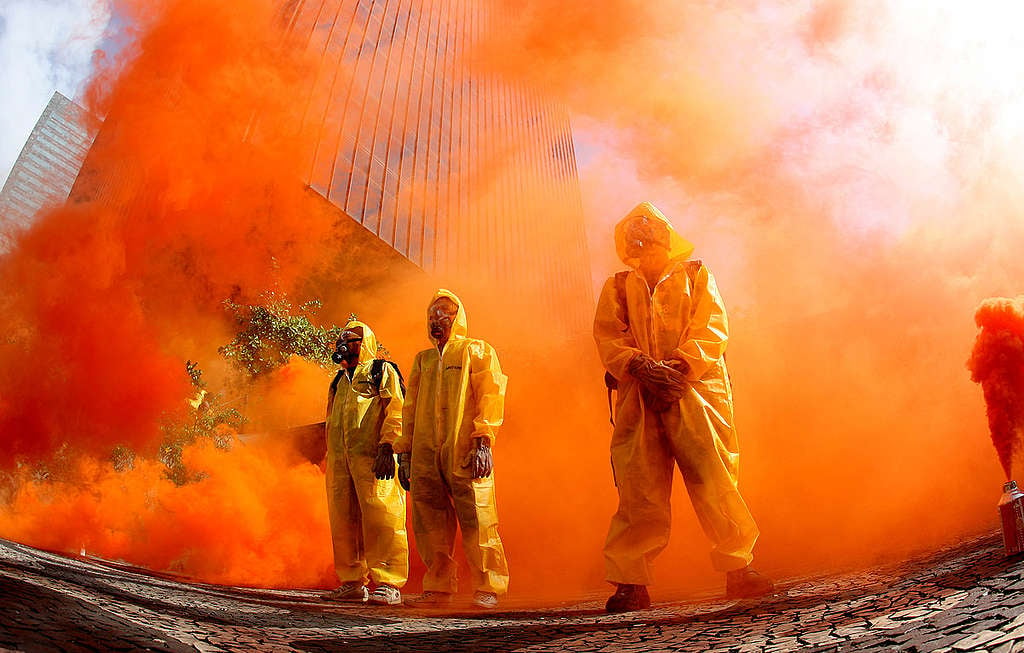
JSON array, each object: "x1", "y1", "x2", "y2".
[
  {"x1": 614, "y1": 201, "x2": 695, "y2": 269},
  {"x1": 343, "y1": 319, "x2": 378, "y2": 365},
  {"x1": 428, "y1": 288, "x2": 468, "y2": 348}
]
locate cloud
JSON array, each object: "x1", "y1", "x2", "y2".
[{"x1": 0, "y1": 0, "x2": 111, "y2": 187}]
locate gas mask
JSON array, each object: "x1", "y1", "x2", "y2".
[
  {"x1": 624, "y1": 216, "x2": 670, "y2": 258},
  {"x1": 331, "y1": 348, "x2": 349, "y2": 364},
  {"x1": 428, "y1": 298, "x2": 459, "y2": 345},
  {"x1": 332, "y1": 329, "x2": 363, "y2": 367}
]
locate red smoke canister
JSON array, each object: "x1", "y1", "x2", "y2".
[{"x1": 999, "y1": 480, "x2": 1024, "y2": 555}]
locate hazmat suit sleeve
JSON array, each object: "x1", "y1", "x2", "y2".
[
  {"x1": 377, "y1": 364, "x2": 404, "y2": 447},
  {"x1": 394, "y1": 353, "x2": 421, "y2": 454},
  {"x1": 469, "y1": 341, "x2": 507, "y2": 445},
  {"x1": 672, "y1": 264, "x2": 729, "y2": 381},
  {"x1": 594, "y1": 275, "x2": 644, "y2": 380}
]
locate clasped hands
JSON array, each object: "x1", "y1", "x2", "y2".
[{"x1": 628, "y1": 354, "x2": 689, "y2": 412}]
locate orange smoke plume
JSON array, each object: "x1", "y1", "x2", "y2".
[
  {"x1": 0, "y1": 435, "x2": 333, "y2": 587},
  {"x1": 6, "y1": 0, "x2": 1024, "y2": 602},
  {"x1": 0, "y1": 0, "x2": 346, "y2": 588},
  {"x1": 0, "y1": 0, "x2": 335, "y2": 462},
  {"x1": 472, "y1": 0, "x2": 1024, "y2": 586},
  {"x1": 968, "y1": 297, "x2": 1024, "y2": 479}
]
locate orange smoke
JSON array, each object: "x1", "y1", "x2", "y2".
[
  {"x1": 0, "y1": 434, "x2": 333, "y2": 587},
  {"x1": 471, "y1": 0, "x2": 1024, "y2": 589},
  {"x1": 968, "y1": 297, "x2": 1024, "y2": 479},
  {"x1": 0, "y1": 0, "x2": 332, "y2": 460},
  {"x1": 4, "y1": 0, "x2": 1024, "y2": 603},
  {"x1": 0, "y1": 0, "x2": 345, "y2": 589}
]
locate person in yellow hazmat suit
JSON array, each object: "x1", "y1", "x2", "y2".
[
  {"x1": 320, "y1": 319, "x2": 409, "y2": 606},
  {"x1": 395, "y1": 290, "x2": 510, "y2": 610},
  {"x1": 594, "y1": 202, "x2": 774, "y2": 613}
]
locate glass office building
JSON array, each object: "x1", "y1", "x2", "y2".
[
  {"x1": 280, "y1": 0, "x2": 593, "y2": 333},
  {"x1": 0, "y1": 92, "x2": 97, "y2": 251},
  {"x1": 53, "y1": 1, "x2": 592, "y2": 333}
]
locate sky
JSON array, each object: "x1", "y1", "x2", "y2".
[{"x1": 0, "y1": 0, "x2": 112, "y2": 189}]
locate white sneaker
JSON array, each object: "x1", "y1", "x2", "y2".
[
  {"x1": 471, "y1": 591, "x2": 499, "y2": 609},
  {"x1": 368, "y1": 584, "x2": 402, "y2": 606},
  {"x1": 320, "y1": 582, "x2": 368, "y2": 602}
]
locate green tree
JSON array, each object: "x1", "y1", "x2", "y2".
[
  {"x1": 219, "y1": 291, "x2": 342, "y2": 378},
  {"x1": 158, "y1": 360, "x2": 247, "y2": 486}
]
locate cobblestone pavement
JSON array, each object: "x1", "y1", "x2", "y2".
[{"x1": 1, "y1": 532, "x2": 1023, "y2": 652}]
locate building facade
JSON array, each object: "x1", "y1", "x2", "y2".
[
  {"x1": 280, "y1": 0, "x2": 593, "y2": 334},
  {"x1": 43, "y1": 2, "x2": 592, "y2": 335},
  {"x1": 0, "y1": 92, "x2": 98, "y2": 251}
]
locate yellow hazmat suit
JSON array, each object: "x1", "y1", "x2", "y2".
[
  {"x1": 394, "y1": 290, "x2": 510, "y2": 595},
  {"x1": 325, "y1": 320, "x2": 409, "y2": 588},
  {"x1": 594, "y1": 202, "x2": 760, "y2": 586}
]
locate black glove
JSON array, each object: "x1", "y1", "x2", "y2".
[
  {"x1": 464, "y1": 437, "x2": 493, "y2": 479},
  {"x1": 397, "y1": 453, "x2": 411, "y2": 491},
  {"x1": 629, "y1": 353, "x2": 686, "y2": 389},
  {"x1": 373, "y1": 443, "x2": 396, "y2": 480},
  {"x1": 628, "y1": 354, "x2": 686, "y2": 412},
  {"x1": 663, "y1": 358, "x2": 691, "y2": 376}
]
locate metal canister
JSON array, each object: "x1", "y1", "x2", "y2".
[{"x1": 999, "y1": 480, "x2": 1024, "y2": 555}]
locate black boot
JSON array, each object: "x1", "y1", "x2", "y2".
[
  {"x1": 605, "y1": 583, "x2": 651, "y2": 613},
  {"x1": 726, "y1": 567, "x2": 774, "y2": 599}
]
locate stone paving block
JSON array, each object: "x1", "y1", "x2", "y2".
[
  {"x1": 889, "y1": 606, "x2": 937, "y2": 621},
  {"x1": 868, "y1": 615, "x2": 901, "y2": 630},
  {"x1": 924, "y1": 631, "x2": 987, "y2": 651},
  {"x1": 929, "y1": 611, "x2": 979, "y2": 631},
  {"x1": 833, "y1": 625, "x2": 871, "y2": 642},
  {"x1": 951, "y1": 629, "x2": 1005, "y2": 650},
  {"x1": 762, "y1": 636, "x2": 802, "y2": 652},
  {"x1": 968, "y1": 618, "x2": 1014, "y2": 636},
  {"x1": 984, "y1": 624, "x2": 1024, "y2": 649}
]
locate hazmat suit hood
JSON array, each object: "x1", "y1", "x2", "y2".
[
  {"x1": 342, "y1": 319, "x2": 379, "y2": 365},
  {"x1": 428, "y1": 288, "x2": 468, "y2": 346},
  {"x1": 614, "y1": 201, "x2": 695, "y2": 269}
]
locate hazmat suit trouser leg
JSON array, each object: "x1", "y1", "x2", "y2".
[
  {"x1": 326, "y1": 452, "x2": 409, "y2": 588},
  {"x1": 668, "y1": 390, "x2": 759, "y2": 573},
  {"x1": 604, "y1": 386, "x2": 759, "y2": 586},
  {"x1": 410, "y1": 452, "x2": 510, "y2": 595}
]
